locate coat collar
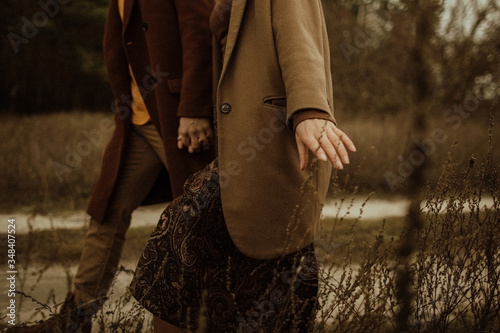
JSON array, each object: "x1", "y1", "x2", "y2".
[{"x1": 219, "y1": 0, "x2": 247, "y2": 80}]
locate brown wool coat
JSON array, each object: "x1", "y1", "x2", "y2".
[
  {"x1": 215, "y1": 0, "x2": 335, "y2": 259},
  {"x1": 87, "y1": 0, "x2": 216, "y2": 223}
]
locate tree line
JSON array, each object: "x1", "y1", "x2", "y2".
[
  {"x1": 1, "y1": 0, "x2": 110, "y2": 114},
  {"x1": 1, "y1": 0, "x2": 498, "y2": 115}
]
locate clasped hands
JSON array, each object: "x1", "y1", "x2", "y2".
[{"x1": 177, "y1": 117, "x2": 214, "y2": 153}]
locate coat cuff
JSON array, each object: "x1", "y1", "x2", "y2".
[{"x1": 292, "y1": 110, "x2": 334, "y2": 132}]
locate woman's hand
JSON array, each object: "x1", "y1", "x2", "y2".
[
  {"x1": 177, "y1": 117, "x2": 214, "y2": 153},
  {"x1": 295, "y1": 119, "x2": 356, "y2": 170}
]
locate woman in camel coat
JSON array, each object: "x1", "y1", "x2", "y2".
[{"x1": 131, "y1": 0, "x2": 356, "y2": 332}]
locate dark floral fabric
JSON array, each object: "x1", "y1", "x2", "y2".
[{"x1": 130, "y1": 159, "x2": 319, "y2": 332}]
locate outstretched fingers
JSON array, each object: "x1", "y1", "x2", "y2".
[
  {"x1": 295, "y1": 119, "x2": 356, "y2": 170},
  {"x1": 296, "y1": 134, "x2": 329, "y2": 170},
  {"x1": 322, "y1": 126, "x2": 355, "y2": 166}
]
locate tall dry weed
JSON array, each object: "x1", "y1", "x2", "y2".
[
  {"x1": 411, "y1": 115, "x2": 499, "y2": 332},
  {"x1": 314, "y1": 114, "x2": 499, "y2": 332}
]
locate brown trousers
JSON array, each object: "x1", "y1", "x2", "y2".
[{"x1": 73, "y1": 122, "x2": 167, "y2": 306}]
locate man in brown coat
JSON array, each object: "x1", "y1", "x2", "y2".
[{"x1": 9, "y1": 0, "x2": 215, "y2": 332}]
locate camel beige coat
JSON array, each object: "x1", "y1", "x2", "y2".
[{"x1": 215, "y1": 0, "x2": 335, "y2": 259}]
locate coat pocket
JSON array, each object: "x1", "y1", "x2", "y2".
[
  {"x1": 167, "y1": 78, "x2": 182, "y2": 94},
  {"x1": 263, "y1": 96, "x2": 287, "y2": 110}
]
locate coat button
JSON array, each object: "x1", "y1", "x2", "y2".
[
  {"x1": 142, "y1": 22, "x2": 148, "y2": 31},
  {"x1": 220, "y1": 103, "x2": 231, "y2": 114}
]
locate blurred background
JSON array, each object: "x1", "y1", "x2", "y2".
[{"x1": 1, "y1": 0, "x2": 499, "y2": 213}]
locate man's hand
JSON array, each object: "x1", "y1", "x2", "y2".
[
  {"x1": 177, "y1": 117, "x2": 214, "y2": 153},
  {"x1": 295, "y1": 119, "x2": 356, "y2": 170}
]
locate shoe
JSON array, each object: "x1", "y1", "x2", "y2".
[{"x1": 6, "y1": 292, "x2": 93, "y2": 333}]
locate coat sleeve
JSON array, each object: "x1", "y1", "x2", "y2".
[
  {"x1": 173, "y1": 0, "x2": 214, "y2": 118},
  {"x1": 271, "y1": 0, "x2": 335, "y2": 126},
  {"x1": 103, "y1": 0, "x2": 132, "y2": 109}
]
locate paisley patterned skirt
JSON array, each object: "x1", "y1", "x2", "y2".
[{"x1": 129, "y1": 160, "x2": 318, "y2": 332}]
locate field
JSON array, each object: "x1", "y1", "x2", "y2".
[
  {"x1": 1, "y1": 110, "x2": 499, "y2": 332},
  {"x1": 0, "y1": 109, "x2": 498, "y2": 213}
]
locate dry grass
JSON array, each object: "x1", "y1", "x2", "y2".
[
  {"x1": 312, "y1": 117, "x2": 500, "y2": 332},
  {"x1": 4, "y1": 171, "x2": 499, "y2": 332},
  {"x1": 1, "y1": 110, "x2": 499, "y2": 332},
  {"x1": 0, "y1": 111, "x2": 114, "y2": 213},
  {"x1": 338, "y1": 107, "x2": 499, "y2": 194},
  {"x1": 1, "y1": 110, "x2": 498, "y2": 214}
]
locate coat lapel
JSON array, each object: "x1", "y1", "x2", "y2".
[
  {"x1": 219, "y1": 0, "x2": 247, "y2": 81},
  {"x1": 122, "y1": 0, "x2": 136, "y2": 34}
]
